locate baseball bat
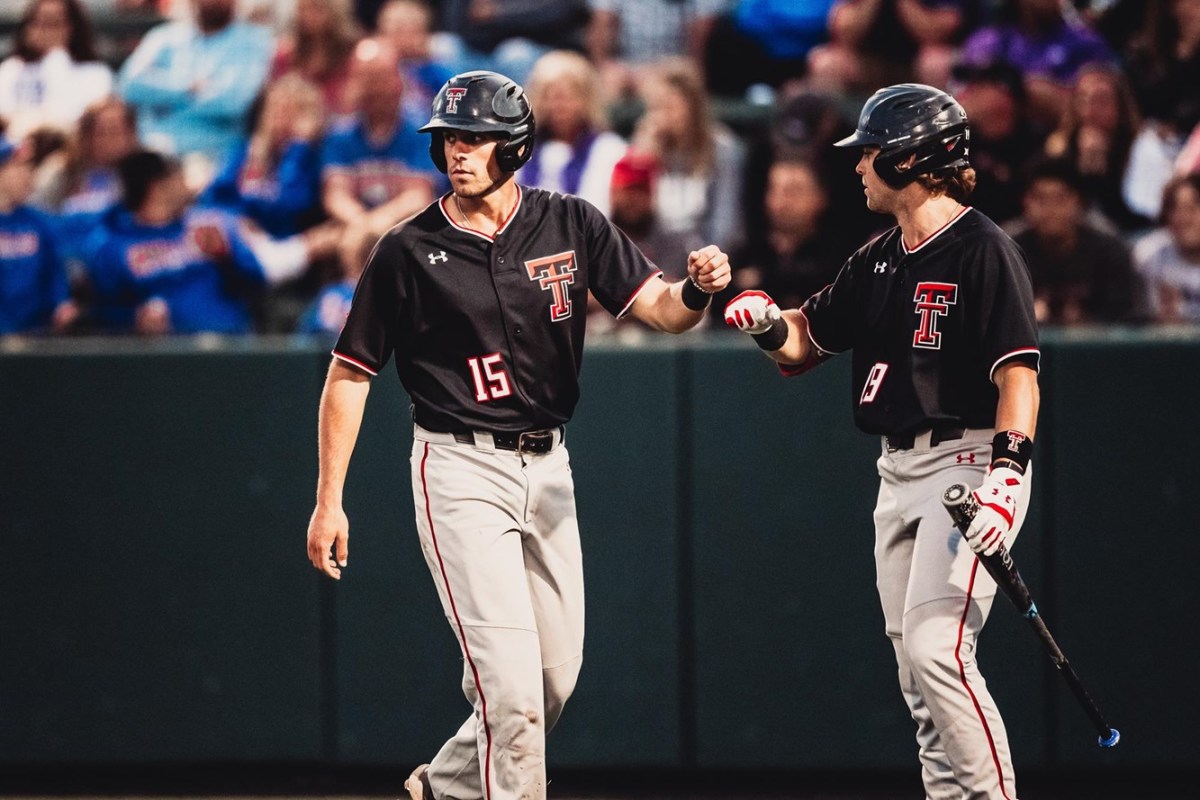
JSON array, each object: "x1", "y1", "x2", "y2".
[{"x1": 942, "y1": 483, "x2": 1120, "y2": 749}]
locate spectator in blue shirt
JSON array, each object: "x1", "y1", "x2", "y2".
[
  {"x1": 320, "y1": 37, "x2": 438, "y2": 240},
  {"x1": 0, "y1": 136, "x2": 77, "y2": 334},
  {"x1": 85, "y1": 149, "x2": 268, "y2": 334},
  {"x1": 203, "y1": 74, "x2": 326, "y2": 240},
  {"x1": 117, "y1": 0, "x2": 274, "y2": 169}
]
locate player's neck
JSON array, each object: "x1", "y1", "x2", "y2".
[
  {"x1": 454, "y1": 178, "x2": 519, "y2": 237},
  {"x1": 896, "y1": 194, "x2": 964, "y2": 251}
]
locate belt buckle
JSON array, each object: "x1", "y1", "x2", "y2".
[{"x1": 517, "y1": 429, "x2": 552, "y2": 453}]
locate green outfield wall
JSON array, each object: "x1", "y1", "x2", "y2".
[{"x1": 1, "y1": 331, "x2": 1195, "y2": 771}]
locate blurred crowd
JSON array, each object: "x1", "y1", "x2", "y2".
[{"x1": 0, "y1": 0, "x2": 1198, "y2": 337}]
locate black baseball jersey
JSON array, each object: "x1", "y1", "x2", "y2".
[
  {"x1": 333, "y1": 185, "x2": 661, "y2": 431},
  {"x1": 798, "y1": 207, "x2": 1039, "y2": 436}
]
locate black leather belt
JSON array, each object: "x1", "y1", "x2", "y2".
[
  {"x1": 452, "y1": 427, "x2": 562, "y2": 454},
  {"x1": 885, "y1": 424, "x2": 966, "y2": 451}
]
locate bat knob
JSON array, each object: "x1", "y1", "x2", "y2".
[
  {"x1": 943, "y1": 483, "x2": 970, "y2": 507},
  {"x1": 1098, "y1": 728, "x2": 1121, "y2": 748}
]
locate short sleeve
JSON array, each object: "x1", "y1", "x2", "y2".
[
  {"x1": 800, "y1": 256, "x2": 857, "y2": 355},
  {"x1": 332, "y1": 230, "x2": 406, "y2": 376},
  {"x1": 578, "y1": 199, "x2": 662, "y2": 318},
  {"x1": 969, "y1": 236, "x2": 1040, "y2": 382}
]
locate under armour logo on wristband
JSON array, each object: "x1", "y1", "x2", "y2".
[{"x1": 1006, "y1": 430, "x2": 1027, "y2": 452}]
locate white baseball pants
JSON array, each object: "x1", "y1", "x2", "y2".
[
  {"x1": 410, "y1": 426, "x2": 585, "y2": 800},
  {"x1": 874, "y1": 428, "x2": 1031, "y2": 800}
]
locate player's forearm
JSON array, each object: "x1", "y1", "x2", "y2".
[
  {"x1": 763, "y1": 310, "x2": 814, "y2": 365},
  {"x1": 993, "y1": 362, "x2": 1039, "y2": 440},
  {"x1": 315, "y1": 360, "x2": 372, "y2": 506},
  {"x1": 653, "y1": 279, "x2": 709, "y2": 333}
]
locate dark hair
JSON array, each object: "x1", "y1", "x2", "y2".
[
  {"x1": 16, "y1": 0, "x2": 100, "y2": 63},
  {"x1": 1021, "y1": 157, "x2": 1086, "y2": 198},
  {"x1": 116, "y1": 149, "x2": 176, "y2": 212},
  {"x1": 1160, "y1": 173, "x2": 1200, "y2": 225},
  {"x1": 917, "y1": 167, "x2": 977, "y2": 203}
]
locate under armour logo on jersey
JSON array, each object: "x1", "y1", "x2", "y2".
[
  {"x1": 444, "y1": 87, "x2": 468, "y2": 114},
  {"x1": 428, "y1": 250, "x2": 448, "y2": 264},
  {"x1": 912, "y1": 281, "x2": 958, "y2": 350},
  {"x1": 525, "y1": 250, "x2": 577, "y2": 322},
  {"x1": 957, "y1": 453, "x2": 977, "y2": 464},
  {"x1": 874, "y1": 261, "x2": 888, "y2": 273}
]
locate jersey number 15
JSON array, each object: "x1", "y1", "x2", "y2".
[{"x1": 468, "y1": 353, "x2": 513, "y2": 402}]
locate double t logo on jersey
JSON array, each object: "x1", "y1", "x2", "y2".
[
  {"x1": 525, "y1": 250, "x2": 577, "y2": 322},
  {"x1": 912, "y1": 282, "x2": 958, "y2": 349}
]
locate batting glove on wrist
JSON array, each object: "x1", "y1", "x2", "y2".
[
  {"x1": 724, "y1": 290, "x2": 781, "y2": 334},
  {"x1": 965, "y1": 466, "x2": 1024, "y2": 556}
]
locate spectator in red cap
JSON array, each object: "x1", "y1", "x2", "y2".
[{"x1": 609, "y1": 149, "x2": 705, "y2": 281}]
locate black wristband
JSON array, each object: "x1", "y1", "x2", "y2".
[
  {"x1": 752, "y1": 317, "x2": 789, "y2": 351},
  {"x1": 991, "y1": 430, "x2": 1033, "y2": 474},
  {"x1": 681, "y1": 276, "x2": 712, "y2": 311}
]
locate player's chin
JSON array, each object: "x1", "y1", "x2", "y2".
[{"x1": 452, "y1": 178, "x2": 487, "y2": 197}]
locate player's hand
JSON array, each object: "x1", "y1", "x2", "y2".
[
  {"x1": 688, "y1": 245, "x2": 731, "y2": 294},
  {"x1": 723, "y1": 290, "x2": 781, "y2": 334},
  {"x1": 965, "y1": 466, "x2": 1023, "y2": 557},
  {"x1": 307, "y1": 503, "x2": 350, "y2": 580}
]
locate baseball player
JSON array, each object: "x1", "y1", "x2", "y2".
[
  {"x1": 724, "y1": 84, "x2": 1039, "y2": 800},
  {"x1": 304, "y1": 70, "x2": 731, "y2": 800}
]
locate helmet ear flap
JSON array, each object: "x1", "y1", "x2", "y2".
[
  {"x1": 429, "y1": 131, "x2": 448, "y2": 174},
  {"x1": 873, "y1": 150, "x2": 918, "y2": 189},
  {"x1": 496, "y1": 115, "x2": 536, "y2": 173}
]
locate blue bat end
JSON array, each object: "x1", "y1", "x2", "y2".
[{"x1": 1099, "y1": 728, "x2": 1120, "y2": 748}]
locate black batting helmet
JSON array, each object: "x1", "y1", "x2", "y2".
[
  {"x1": 419, "y1": 70, "x2": 536, "y2": 174},
  {"x1": 834, "y1": 83, "x2": 970, "y2": 189}
]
